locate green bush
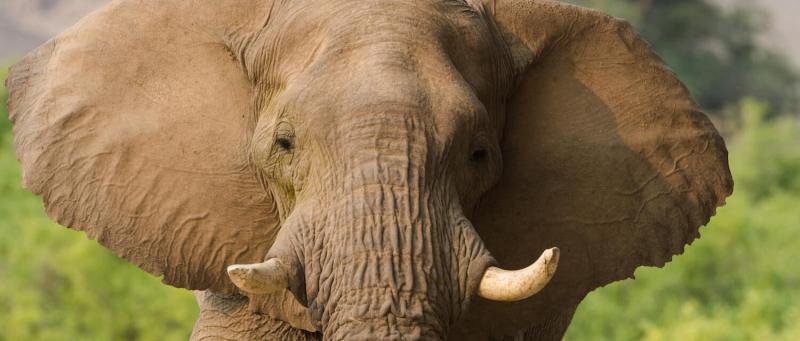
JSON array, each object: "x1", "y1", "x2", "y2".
[
  {"x1": 0, "y1": 65, "x2": 197, "y2": 341},
  {"x1": 0, "y1": 63, "x2": 10, "y2": 139},
  {"x1": 565, "y1": 99, "x2": 800, "y2": 340}
]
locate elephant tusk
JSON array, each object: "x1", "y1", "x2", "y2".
[
  {"x1": 478, "y1": 247, "x2": 560, "y2": 302},
  {"x1": 227, "y1": 258, "x2": 290, "y2": 294}
]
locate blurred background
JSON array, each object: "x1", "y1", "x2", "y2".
[{"x1": 1, "y1": 0, "x2": 798, "y2": 340}]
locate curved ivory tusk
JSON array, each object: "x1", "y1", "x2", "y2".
[
  {"x1": 478, "y1": 247, "x2": 560, "y2": 302},
  {"x1": 227, "y1": 258, "x2": 290, "y2": 294}
]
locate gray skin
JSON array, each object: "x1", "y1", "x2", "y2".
[{"x1": 6, "y1": 0, "x2": 733, "y2": 339}]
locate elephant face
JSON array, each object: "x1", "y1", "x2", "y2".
[
  {"x1": 6, "y1": 0, "x2": 732, "y2": 340},
  {"x1": 227, "y1": 2, "x2": 518, "y2": 337}
]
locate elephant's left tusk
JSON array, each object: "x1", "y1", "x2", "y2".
[
  {"x1": 478, "y1": 247, "x2": 559, "y2": 302},
  {"x1": 227, "y1": 258, "x2": 290, "y2": 294}
]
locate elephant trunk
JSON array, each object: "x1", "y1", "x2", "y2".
[
  {"x1": 227, "y1": 186, "x2": 559, "y2": 339},
  {"x1": 227, "y1": 181, "x2": 491, "y2": 338},
  {"x1": 309, "y1": 183, "x2": 493, "y2": 339}
]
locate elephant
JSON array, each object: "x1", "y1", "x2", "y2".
[{"x1": 5, "y1": 0, "x2": 733, "y2": 339}]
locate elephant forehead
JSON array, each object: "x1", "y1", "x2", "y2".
[
  {"x1": 238, "y1": 0, "x2": 497, "y2": 87},
  {"x1": 243, "y1": 0, "x2": 502, "y2": 160},
  {"x1": 279, "y1": 59, "x2": 491, "y2": 158}
]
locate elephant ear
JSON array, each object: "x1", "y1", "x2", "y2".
[
  {"x1": 466, "y1": 0, "x2": 733, "y2": 338},
  {"x1": 6, "y1": 0, "x2": 279, "y2": 293}
]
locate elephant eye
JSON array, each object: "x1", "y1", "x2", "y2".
[
  {"x1": 470, "y1": 148, "x2": 488, "y2": 162},
  {"x1": 276, "y1": 137, "x2": 293, "y2": 151}
]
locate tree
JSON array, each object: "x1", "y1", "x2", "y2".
[{"x1": 566, "y1": 0, "x2": 800, "y2": 117}]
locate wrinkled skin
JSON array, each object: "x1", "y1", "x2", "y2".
[
  {"x1": 238, "y1": 1, "x2": 506, "y2": 338},
  {"x1": 6, "y1": 0, "x2": 733, "y2": 340}
]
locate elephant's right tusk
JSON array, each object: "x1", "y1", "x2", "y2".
[
  {"x1": 227, "y1": 258, "x2": 290, "y2": 294},
  {"x1": 478, "y1": 247, "x2": 559, "y2": 302}
]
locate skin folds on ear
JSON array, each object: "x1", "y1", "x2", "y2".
[
  {"x1": 6, "y1": 0, "x2": 280, "y2": 294},
  {"x1": 459, "y1": 0, "x2": 734, "y2": 339}
]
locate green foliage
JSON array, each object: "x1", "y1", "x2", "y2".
[
  {"x1": 1, "y1": 63, "x2": 10, "y2": 139},
  {"x1": 565, "y1": 99, "x2": 800, "y2": 340},
  {"x1": 0, "y1": 65, "x2": 197, "y2": 341},
  {"x1": 567, "y1": 0, "x2": 800, "y2": 116}
]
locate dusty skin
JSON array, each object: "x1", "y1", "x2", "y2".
[{"x1": 5, "y1": 0, "x2": 732, "y2": 340}]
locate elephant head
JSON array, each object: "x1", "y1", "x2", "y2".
[{"x1": 6, "y1": 0, "x2": 732, "y2": 339}]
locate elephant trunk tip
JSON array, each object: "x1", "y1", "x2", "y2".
[{"x1": 477, "y1": 247, "x2": 560, "y2": 302}]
